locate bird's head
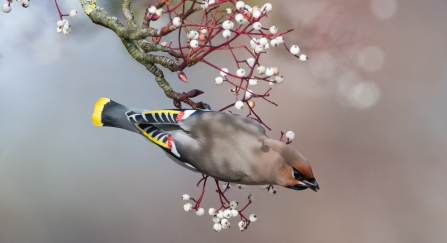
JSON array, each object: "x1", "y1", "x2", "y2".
[
  {"x1": 263, "y1": 138, "x2": 319, "y2": 192},
  {"x1": 285, "y1": 167, "x2": 319, "y2": 192}
]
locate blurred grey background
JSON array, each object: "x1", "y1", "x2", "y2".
[{"x1": 1, "y1": 0, "x2": 446, "y2": 242}]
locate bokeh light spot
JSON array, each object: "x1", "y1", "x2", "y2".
[
  {"x1": 358, "y1": 46, "x2": 385, "y2": 72},
  {"x1": 371, "y1": 0, "x2": 398, "y2": 20}
]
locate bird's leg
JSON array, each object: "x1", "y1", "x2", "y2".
[
  {"x1": 191, "y1": 174, "x2": 208, "y2": 210},
  {"x1": 170, "y1": 89, "x2": 209, "y2": 109}
]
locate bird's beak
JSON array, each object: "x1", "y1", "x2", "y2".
[{"x1": 302, "y1": 178, "x2": 319, "y2": 192}]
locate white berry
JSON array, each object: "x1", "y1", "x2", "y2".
[
  {"x1": 209, "y1": 208, "x2": 217, "y2": 216},
  {"x1": 290, "y1": 45, "x2": 300, "y2": 55},
  {"x1": 231, "y1": 209, "x2": 239, "y2": 217},
  {"x1": 187, "y1": 30, "x2": 199, "y2": 39},
  {"x1": 259, "y1": 185, "x2": 268, "y2": 190},
  {"x1": 183, "y1": 203, "x2": 193, "y2": 212},
  {"x1": 69, "y1": 10, "x2": 78, "y2": 17},
  {"x1": 190, "y1": 40, "x2": 199, "y2": 48},
  {"x1": 275, "y1": 75, "x2": 284, "y2": 84},
  {"x1": 2, "y1": 4, "x2": 11, "y2": 13},
  {"x1": 236, "y1": 68, "x2": 246, "y2": 77},
  {"x1": 221, "y1": 218, "x2": 230, "y2": 228},
  {"x1": 222, "y1": 20, "x2": 233, "y2": 30},
  {"x1": 212, "y1": 215, "x2": 221, "y2": 223},
  {"x1": 222, "y1": 29, "x2": 232, "y2": 38},
  {"x1": 247, "y1": 192, "x2": 254, "y2": 200},
  {"x1": 276, "y1": 36, "x2": 284, "y2": 43},
  {"x1": 299, "y1": 54, "x2": 308, "y2": 61},
  {"x1": 235, "y1": 101, "x2": 244, "y2": 109},
  {"x1": 254, "y1": 45, "x2": 264, "y2": 53},
  {"x1": 238, "y1": 220, "x2": 248, "y2": 231},
  {"x1": 63, "y1": 21, "x2": 71, "y2": 30},
  {"x1": 252, "y1": 10, "x2": 261, "y2": 19},
  {"x1": 237, "y1": 184, "x2": 246, "y2": 189},
  {"x1": 215, "y1": 77, "x2": 224, "y2": 85},
  {"x1": 230, "y1": 200, "x2": 238, "y2": 209},
  {"x1": 216, "y1": 210, "x2": 224, "y2": 219},
  {"x1": 265, "y1": 67, "x2": 275, "y2": 76},
  {"x1": 249, "y1": 214, "x2": 258, "y2": 222},
  {"x1": 247, "y1": 58, "x2": 255, "y2": 67},
  {"x1": 268, "y1": 187, "x2": 277, "y2": 195},
  {"x1": 172, "y1": 17, "x2": 182, "y2": 26},
  {"x1": 155, "y1": 8, "x2": 164, "y2": 16},
  {"x1": 270, "y1": 39, "x2": 279, "y2": 47},
  {"x1": 62, "y1": 27, "x2": 71, "y2": 35},
  {"x1": 250, "y1": 38, "x2": 259, "y2": 49},
  {"x1": 259, "y1": 38, "x2": 268, "y2": 46},
  {"x1": 224, "y1": 209, "x2": 232, "y2": 218},
  {"x1": 201, "y1": 1, "x2": 209, "y2": 9},
  {"x1": 196, "y1": 207, "x2": 205, "y2": 216},
  {"x1": 245, "y1": 90, "x2": 253, "y2": 100},
  {"x1": 213, "y1": 223, "x2": 223, "y2": 232},
  {"x1": 235, "y1": 1, "x2": 245, "y2": 11},
  {"x1": 148, "y1": 6, "x2": 157, "y2": 13},
  {"x1": 286, "y1": 131, "x2": 295, "y2": 140},
  {"x1": 182, "y1": 194, "x2": 190, "y2": 201},
  {"x1": 220, "y1": 68, "x2": 229, "y2": 77},
  {"x1": 22, "y1": 0, "x2": 29, "y2": 8},
  {"x1": 253, "y1": 22, "x2": 262, "y2": 30},
  {"x1": 262, "y1": 3, "x2": 272, "y2": 12},
  {"x1": 256, "y1": 66, "x2": 266, "y2": 75},
  {"x1": 235, "y1": 13, "x2": 245, "y2": 24},
  {"x1": 249, "y1": 79, "x2": 258, "y2": 86},
  {"x1": 269, "y1": 25, "x2": 278, "y2": 34}
]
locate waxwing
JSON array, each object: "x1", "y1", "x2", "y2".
[{"x1": 92, "y1": 98, "x2": 319, "y2": 191}]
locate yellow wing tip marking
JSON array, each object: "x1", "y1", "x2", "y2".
[
  {"x1": 142, "y1": 110, "x2": 181, "y2": 114},
  {"x1": 135, "y1": 125, "x2": 169, "y2": 148},
  {"x1": 92, "y1": 97, "x2": 110, "y2": 126}
]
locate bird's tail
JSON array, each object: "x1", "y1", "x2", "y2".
[{"x1": 92, "y1": 97, "x2": 140, "y2": 133}]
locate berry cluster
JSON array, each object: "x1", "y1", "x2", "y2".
[
  {"x1": 3, "y1": 0, "x2": 77, "y2": 35},
  {"x1": 153, "y1": 0, "x2": 307, "y2": 129},
  {"x1": 181, "y1": 176, "x2": 271, "y2": 232},
  {"x1": 2, "y1": 0, "x2": 29, "y2": 13},
  {"x1": 54, "y1": 0, "x2": 77, "y2": 34}
]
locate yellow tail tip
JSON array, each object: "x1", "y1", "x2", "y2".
[{"x1": 92, "y1": 97, "x2": 110, "y2": 126}]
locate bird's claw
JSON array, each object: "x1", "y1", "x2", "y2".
[{"x1": 171, "y1": 89, "x2": 210, "y2": 110}]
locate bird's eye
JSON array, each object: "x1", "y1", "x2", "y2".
[{"x1": 292, "y1": 168, "x2": 305, "y2": 180}]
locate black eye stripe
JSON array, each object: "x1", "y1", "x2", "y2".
[{"x1": 293, "y1": 168, "x2": 306, "y2": 180}]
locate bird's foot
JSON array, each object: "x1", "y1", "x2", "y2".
[{"x1": 169, "y1": 89, "x2": 210, "y2": 109}]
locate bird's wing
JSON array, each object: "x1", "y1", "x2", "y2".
[
  {"x1": 133, "y1": 123, "x2": 201, "y2": 172},
  {"x1": 125, "y1": 109, "x2": 211, "y2": 130}
]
